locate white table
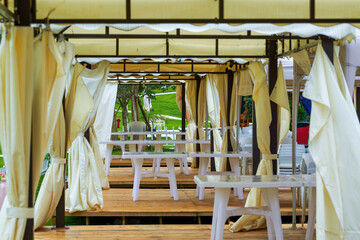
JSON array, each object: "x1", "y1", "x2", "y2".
[
  {"x1": 194, "y1": 174, "x2": 316, "y2": 240},
  {"x1": 111, "y1": 131, "x2": 186, "y2": 136},
  {"x1": 123, "y1": 152, "x2": 188, "y2": 201},
  {"x1": 100, "y1": 139, "x2": 210, "y2": 175},
  {"x1": 188, "y1": 152, "x2": 252, "y2": 200}
]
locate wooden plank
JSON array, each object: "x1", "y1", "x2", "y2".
[
  {"x1": 64, "y1": 188, "x2": 310, "y2": 217},
  {"x1": 35, "y1": 224, "x2": 315, "y2": 239}
]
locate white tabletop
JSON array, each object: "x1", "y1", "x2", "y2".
[
  {"x1": 188, "y1": 151, "x2": 252, "y2": 158},
  {"x1": 123, "y1": 152, "x2": 188, "y2": 158},
  {"x1": 99, "y1": 140, "x2": 210, "y2": 145},
  {"x1": 194, "y1": 175, "x2": 304, "y2": 188},
  {"x1": 111, "y1": 131, "x2": 186, "y2": 136}
]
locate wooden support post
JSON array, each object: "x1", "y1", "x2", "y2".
[
  {"x1": 55, "y1": 96, "x2": 66, "y2": 229},
  {"x1": 226, "y1": 70, "x2": 234, "y2": 171},
  {"x1": 356, "y1": 87, "x2": 360, "y2": 121},
  {"x1": 252, "y1": 104, "x2": 261, "y2": 175},
  {"x1": 195, "y1": 76, "x2": 201, "y2": 168},
  {"x1": 181, "y1": 83, "x2": 186, "y2": 140},
  {"x1": 16, "y1": 1, "x2": 33, "y2": 239},
  {"x1": 268, "y1": 39, "x2": 278, "y2": 175}
]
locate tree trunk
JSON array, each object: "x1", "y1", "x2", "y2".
[
  {"x1": 131, "y1": 86, "x2": 140, "y2": 121},
  {"x1": 121, "y1": 98, "x2": 129, "y2": 139}
]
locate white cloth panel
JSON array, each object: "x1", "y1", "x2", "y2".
[
  {"x1": 34, "y1": 40, "x2": 75, "y2": 229},
  {"x1": 66, "y1": 61, "x2": 110, "y2": 213},
  {"x1": 303, "y1": 44, "x2": 360, "y2": 239},
  {"x1": 94, "y1": 82, "x2": 118, "y2": 158},
  {"x1": 0, "y1": 27, "x2": 65, "y2": 239}
]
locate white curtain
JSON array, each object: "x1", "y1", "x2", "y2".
[
  {"x1": 206, "y1": 74, "x2": 223, "y2": 171},
  {"x1": 0, "y1": 27, "x2": 64, "y2": 239},
  {"x1": 303, "y1": 44, "x2": 360, "y2": 239},
  {"x1": 185, "y1": 81, "x2": 197, "y2": 166},
  {"x1": 66, "y1": 61, "x2": 110, "y2": 213},
  {"x1": 94, "y1": 82, "x2": 118, "y2": 159},
  {"x1": 34, "y1": 40, "x2": 75, "y2": 229}
]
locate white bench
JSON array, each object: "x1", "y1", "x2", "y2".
[
  {"x1": 100, "y1": 139, "x2": 210, "y2": 176},
  {"x1": 123, "y1": 152, "x2": 188, "y2": 201},
  {"x1": 188, "y1": 151, "x2": 252, "y2": 200},
  {"x1": 194, "y1": 174, "x2": 316, "y2": 240}
]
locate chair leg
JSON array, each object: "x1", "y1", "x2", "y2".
[
  {"x1": 182, "y1": 157, "x2": 189, "y2": 175},
  {"x1": 105, "y1": 144, "x2": 113, "y2": 176},
  {"x1": 211, "y1": 188, "x2": 231, "y2": 240},
  {"x1": 229, "y1": 157, "x2": 243, "y2": 200},
  {"x1": 197, "y1": 157, "x2": 209, "y2": 200},
  {"x1": 166, "y1": 159, "x2": 178, "y2": 200},
  {"x1": 132, "y1": 158, "x2": 144, "y2": 201}
]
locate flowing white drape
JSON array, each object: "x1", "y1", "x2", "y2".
[
  {"x1": 66, "y1": 61, "x2": 110, "y2": 213},
  {"x1": 0, "y1": 27, "x2": 64, "y2": 239},
  {"x1": 206, "y1": 75, "x2": 223, "y2": 171},
  {"x1": 303, "y1": 44, "x2": 360, "y2": 239},
  {"x1": 34, "y1": 40, "x2": 75, "y2": 229},
  {"x1": 94, "y1": 82, "x2": 118, "y2": 159}
]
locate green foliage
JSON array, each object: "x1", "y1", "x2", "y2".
[{"x1": 243, "y1": 96, "x2": 253, "y2": 119}]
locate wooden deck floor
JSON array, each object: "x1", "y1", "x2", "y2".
[
  {"x1": 35, "y1": 224, "x2": 315, "y2": 239},
  {"x1": 65, "y1": 188, "x2": 307, "y2": 217},
  {"x1": 108, "y1": 166, "x2": 198, "y2": 187}
]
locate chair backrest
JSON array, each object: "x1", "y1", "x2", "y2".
[
  {"x1": 302, "y1": 153, "x2": 316, "y2": 174},
  {"x1": 129, "y1": 121, "x2": 146, "y2": 132}
]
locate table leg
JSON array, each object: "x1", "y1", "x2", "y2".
[
  {"x1": 166, "y1": 158, "x2": 178, "y2": 200},
  {"x1": 305, "y1": 187, "x2": 316, "y2": 240},
  {"x1": 229, "y1": 157, "x2": 243, "y2": 200},
  {"x1": 262, "y1": 188, "x2": 283, "y2": 240},
  {"x1": 105, "y1": 144, "x2": 113, "y2": 176},
  {"x1": 132, "y1": 158, "x2": 144, "y2": 201},
  {"x1": 211, "y1": 188, "x2": 231, "y2": 240}
]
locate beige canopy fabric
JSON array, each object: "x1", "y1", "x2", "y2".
[
  {"x1": 66, "y1": 61, "x2": 110, "y2": 213},
  {"x1": 303, "y1": 44, "x2": 360, "y2": 239},
  {"x1": 238, "y1": 69, "x2": 253, "y2": 96},
  {"x1": 185, "y1": 81, "x2": 197, "y2": 167},
  {"x1": 34, "y1": 40, "x2": 75, "y2": 229},
  {"x1": 270, "y1": 62, "x2": 291, "y2": 145},
  {"x1": 230, "y1": 61, "x2": 272, "y2": 231},
  {"x1": 205, "y1": 74, "x2": 223, "y2": 171},
  {"x1": 215, "y1": 70, "x2": 238, "y2": 171},
  {"x1": 0, "y1": 27, "x2": 64, "y2": 239}
]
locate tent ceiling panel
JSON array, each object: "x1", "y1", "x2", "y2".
[
  {"x1": 316, "y1": 0, "x2": 360, "y2": 19},
  {"x1": 169, "y1": 39, "x2": 216, "y2": 56},
  {"x1": 69, "y1": 38, "x2": 117, "y2": 55},
  {"x1": 131, "y1": 0, "x2": 219, "y2": 19},
  {"x1": 225, "y1": 0, "x2": 309, "y2": 19},
  {"x1": 118, "y1": 39, "x2": 166, "y2": 55},
  {"x1": 218, "y1": 39, "x2": 266, "y2": 56},
  {"x1": 36, "y1": 0, "x2": 126, "y2": 19}
]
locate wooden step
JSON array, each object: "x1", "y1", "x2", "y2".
[
  {"x1": 35, "y1": 224, "x2": 315, "y2": 239},
  {"x1": 65, "y1": 188, "x2": 308, "y2": 217},
  {"x1": 108, "y1": 166, "x2": 198, "y2": 188}
]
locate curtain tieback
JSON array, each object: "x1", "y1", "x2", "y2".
[
  {"x1": 7, "y1": 207, "x2": 34, "y2": 219},
  {"x1": 224, "y1": 126, "x2": 234, "y2": 130},
  {"x1": 52, "y1": 158, "x2": 66, "y2": 164},
  {"x1": 78, "y1": 132, "x2": 84, "y2": 137},
  {"x1": 262, "y1": 153, "x2": 278, "y2": 160}
]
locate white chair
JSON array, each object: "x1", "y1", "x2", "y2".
[
  {"x1": 239, "y1": 137, "x2": 252, "y2": 175},
  {"x1": 277, "y1": 144, "x2": 306, "y2": 175},
  {"x1": 129, "y1": 121, "x2": 146, "y2": 173}
]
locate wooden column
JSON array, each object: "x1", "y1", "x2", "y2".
[
  {"x1": 356, "y1": 87, "x2": 360, "y2": 121},
  {"x1": 15, "y1": 1, "x2": 34, "y2": 239},
  {"x1": 268, "y1": 39, "x2": 278, "y2": 175},
  {"x1": 181, "y1": 83, "x2": 186, "y2": 140},
  {"x1": 55, "y1": 96, "x2": 66, "y2": 229},
  {"x1": 252, "y1": 103, "x2": 261, "y2": 174},
  {"x1": 195, "y1": 76, "x2": 201, "y2": 167},
  {"x1": 226, "y1": 70, "x2": 234, "y2": 171}
]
